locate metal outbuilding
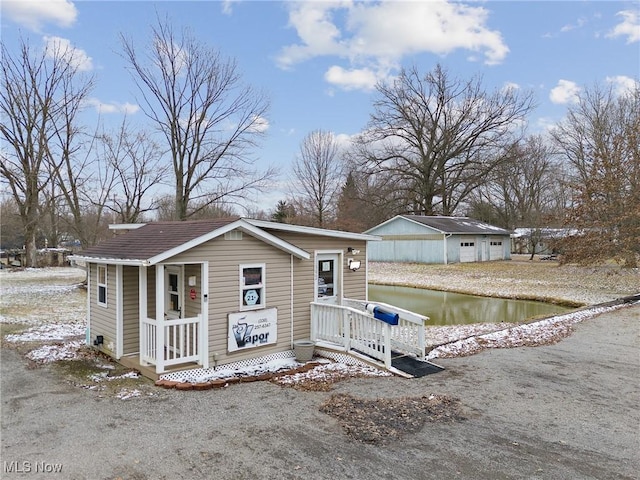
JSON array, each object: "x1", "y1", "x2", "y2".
[{"x1": 365, "y1": 215, "x2": 513, "y2": 264}]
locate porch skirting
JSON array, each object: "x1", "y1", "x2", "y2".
[{"x1": 158, "y1": 345, "x2": 380, "y2": 383}]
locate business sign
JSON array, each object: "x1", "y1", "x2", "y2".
[{"x1": 228, "y1": 308, "x2": 277, "y2": 352}]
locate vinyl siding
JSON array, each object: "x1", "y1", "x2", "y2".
[
  {"x1": 264, "y1": 232, "x2": 368, "y2": 340},
  {"x1": 146, "y1": 267, "x2": 156, "y2": 316},
  {"x1": 122, "y1": 266, "x2": 139, "y2": 355},
  {"x1": 88, "y1": 263, "x2": 117, "y2": 357},
  {"x1": 168, "y1": 233, "x2": 294, "y2": 366}
]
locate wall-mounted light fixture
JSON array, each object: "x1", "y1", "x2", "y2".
[
  {"x1": 347, "y1": 247, "x2": 360, "y2": 255},
  {"x1": 348, "y1": 259, "x2": 361, "y2": 271}
]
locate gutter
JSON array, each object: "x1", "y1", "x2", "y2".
[{"x1": 443, "y1": 234, "x2": 452, "y2": 264}]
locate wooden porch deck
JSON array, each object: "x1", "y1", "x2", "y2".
[{"x1": 118, "y1": 354, "x2": 200, "y2": 381}]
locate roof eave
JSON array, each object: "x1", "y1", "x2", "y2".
[
  {"x1": 248, "y1": 218, "x2": 381, "y2": 241},
  {"x1": 69, "y1": 255, "x2": 147, "y2": 266}
]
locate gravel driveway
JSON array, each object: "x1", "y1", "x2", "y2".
[{"x1": 2, "y1": 304, "x2": 638, "y2": 480}]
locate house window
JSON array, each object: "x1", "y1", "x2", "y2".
[
  {"x1": 240, "y1": 264, "x2": 265, "y2": 310},
  {"x1": 97, "y1": 265, "x2": 107, "y2": 307}
]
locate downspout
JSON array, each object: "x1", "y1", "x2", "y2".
[
  {"x1": 86, "y1": 264, "x2": 92, "y2": 346},
  {"x1": 290, "y1": 254, "x2": 294, "y2": 348},
  {"x1": 443, "y1": 234, "x2": 452, "y2": 264}
]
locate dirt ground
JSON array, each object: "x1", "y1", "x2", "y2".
[{"x1": 2, "y1": 304, "x2": 638, "y2": 480}]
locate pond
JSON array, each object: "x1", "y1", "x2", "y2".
[{"x1": 368, "y1": 284, "x2": 572, "y2": 326}]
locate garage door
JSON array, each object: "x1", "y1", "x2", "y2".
[
  {"x1": 460, "y1": 242, "x2": 476, "y2": 262},
  {"x1": 490, "y1": 241, "x2": 504, "y2": 260}
]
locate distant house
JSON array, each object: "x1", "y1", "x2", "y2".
[
  {"x1": 70, "y1": 217, "x2": 430, "y2": 379},
  {"x1": 365, "y1": 215, "x2": 512, "y2": 264},
  {"x1": 511, "y1": 228, "x2": 574, "y2": 256}
]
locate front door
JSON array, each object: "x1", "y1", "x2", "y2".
[
  {"x1": 316, "y1": 253, "x2": 340, "y2": 304},
  {"x1": 165, "y1": 266, "x2": 183, "y2": 319}
]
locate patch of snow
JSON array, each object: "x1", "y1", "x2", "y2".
[
  {"x1": 26, "y1": 341, "x2": 84, "y2": 363},
  {"x1": 426, "y1": 303, "x2": 631, "y2": 360},
  {"x1": 275, "y1": 363, "x2": 392, "y2": 386},
  {"x1": 172, "y1": 357, "x2": 301, "y2": 383},
  {"x1": 5, "y1": 323, "x2": 85, "y2": 342},
  {"x1": 88, "y1": 371, "x2": 140, "y2": 382},
  {"x1": 116, "y1": 389, "x2": 142, "y2": 400}
]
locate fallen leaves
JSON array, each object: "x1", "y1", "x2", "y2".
[{"x1": 320, "y1": 393, "x2": 464, "y2": 444}]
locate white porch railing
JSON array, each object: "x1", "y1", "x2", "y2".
[
  {"x1": 344, "y1": 299, "x2": 428, "y2": 360},
  {"x1": 141, "y1": 314, "x2": 202, "y2": 373},
  {"x1": 311, "y1": 300, "x2": 428, "y2": 369}
]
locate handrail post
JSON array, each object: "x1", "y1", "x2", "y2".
[
  {"x1": 418, "y1": 322, "x2": 426, "y2": 360},
  {"x1": 155, "y1": 264, "x2": 165, "y2": 374},
  {"x1": 343, "y1": 309, "x2": 351, "y2": 350},
  {"x1": 310, "y1": 303, "x2": 317, "y2": 342},
  {"x1": 383, "y1": 323, "x2": 392, "y2": 368}
]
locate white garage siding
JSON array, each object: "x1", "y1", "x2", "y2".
[
  {"x1": 366, "y1": 215, "x2": 513, "y2": 264},
  {"x1": 367, "y1": 236, "x2": 445, "y2": 263},
  {"x1": 490, "y1": 240, "x2": 504, "y2": 260},
  {"x1": 459, "y1": 241, "x2": 476, "y2": 262}
]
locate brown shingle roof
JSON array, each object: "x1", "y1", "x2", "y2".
[{"x1": 78, "y1": 218, "x2": 240, "y2": 261}]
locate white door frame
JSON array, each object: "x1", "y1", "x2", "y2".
[
  {"x1": 315, "y1": 251, "x2": 343, "y2": 305},
  {"x1": 164, "y1": 265, "x2": 184, "y2": 319}
]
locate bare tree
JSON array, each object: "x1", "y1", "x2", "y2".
[
  {"x1": 471, "y1": 135, "x2": 568, "y2": 257},
  {"x1": 121, "y1": 17, "x2": 275, "y2": 220},
  {"x1": 0, "y1": 38, "x2": 94, "y2": 265},
  {"x1": 97, "y1": 118, "x2": 168, "y2": 223},
  {"x1": 290, "y1": 130, "x2": 344, "y2": 227},
  {"x1": 352, "y1": 64, "x2": 536, "y2": 216},
  {"x1": 552, "y1": 83, "x2": 640, "y2": 267}
]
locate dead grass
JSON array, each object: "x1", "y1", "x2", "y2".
[
  {"x1": 370, "y1": 259, "x2": 639, "y2": 306},
  {"x1": 50, "y1": 348, "x2": 156, "y2": 395}
]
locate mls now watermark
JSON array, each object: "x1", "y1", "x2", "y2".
[{"x1": 4, "y1": 461, "x2": 63, "y2": 474}]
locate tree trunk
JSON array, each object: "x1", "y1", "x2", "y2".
[{"x1": 25, "y1": 228, "x2": 37, "y2": 268}]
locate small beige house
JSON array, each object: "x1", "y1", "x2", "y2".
[{"x1": 72, "y1": 217, "x2": 387, "y2": 378}]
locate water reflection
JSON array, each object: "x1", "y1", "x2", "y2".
[{"x1": 368, "y1": 284, "x2": 571, "y2": 326}]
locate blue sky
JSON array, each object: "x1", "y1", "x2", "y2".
[{"x1": 2, "y1": 0, "x2": 639, "y2": 213}]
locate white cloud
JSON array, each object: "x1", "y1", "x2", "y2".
[
  {"x1": 550, "y1": 79, "x2": 581, "y2": 104},
  {"x1": 560, "y1": 16, "x2": 587, "y2": 33},
  {"x1": 2, "y1": 0, "x2": 77, "y2": 31},
  {"x1": 277, "y1": 1, "x2": 509, "y2": 91},
  {"x1": 607, "y1": 10, "x2": 640, "y2": 43},
  {"x1": 324, "y1": 66, "x2": 380, "y2": 91},
  {"x1": 606, "y1": 75, "x2": 639, "y2": 97},
  {"x1": 249, "y1": 115, "x2": 270, "y2": 133},
  {"x1": 86, "y1": 98, "x2": 140, "y2": 115},
  {"x1": 44, "y1": 36, "x2": 93, "y2": 71},
  {"x1": 221, "y1": 0, "x2": 238, "y2": 16},
  {"x1": 502, "y1": 81, "x2": 520, "y2": 93}
]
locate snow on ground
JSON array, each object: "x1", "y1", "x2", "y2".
[
  {"x1": 26, "y1": 341, "x2": 85, "y2": 363},
  {"x1": 5, "y1": 322, "x2": 85, "y2": 342},
  {"x1": 0, "y1": 267, "x2": 86, "y2": 325},
  {"x1": 162, "y1": 357, "x2": 392, "y2": 384},
  {"x1": 1, "y1": 266, "x2": 637, "y2": 397},
  {"x1": 426, "y1": 303, "x2": 633, "y2": 360}
]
